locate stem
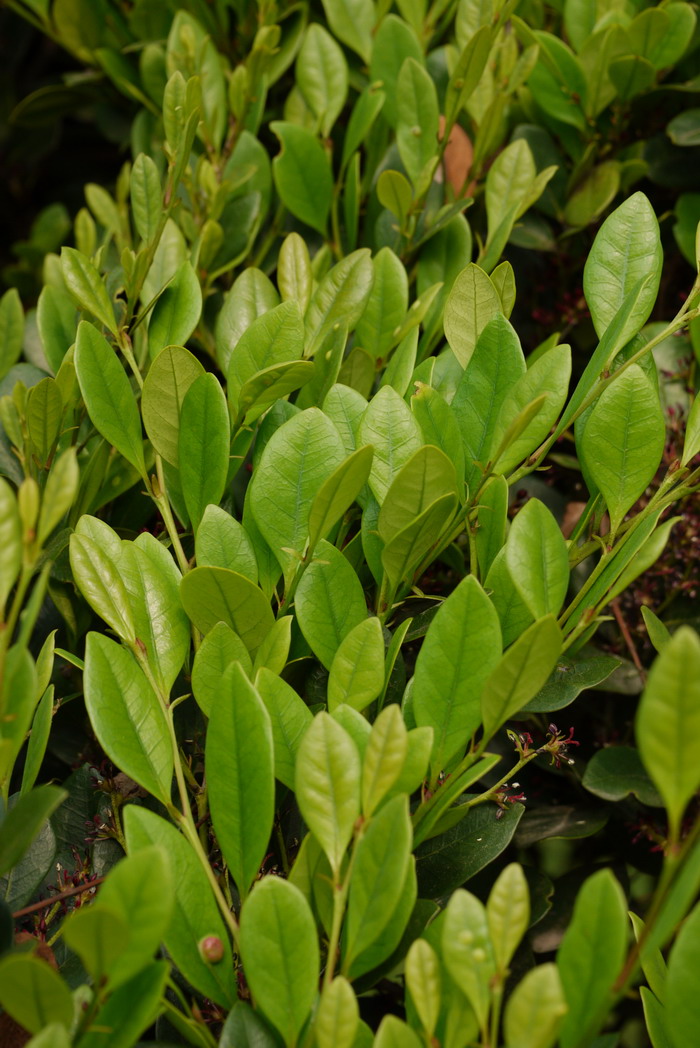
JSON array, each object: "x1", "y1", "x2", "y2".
[
  {"x1": 13, "y1": 877, "x2": 106, "y2": 919},
  {"x1": 153, "y1": 457, "x2": 190, "y2": 576}
]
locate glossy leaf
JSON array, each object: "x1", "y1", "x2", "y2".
[
  {"x1": 581, "y1": 364, "x2": 665, "y2": 534},
  {"x1": 482, "y1": 615, "x2": 562, "y2": 738},
  {"x1": 196, "y1": 505, "x2": 257, "y2": 581},
  {"x1": 321, "y1": 0, "x2": 374, "y2": 62},
  {"x1": 305, "y1": 250, "x2": 374, "y2": 354},
  {"x1": 124, "y1": 806, "x2": 237, "y2": 1007},
  {"x1": 369, "y1": 15, "x2": 423, "y2": 126},
  {"x1": 271, "y1": 121, "x2": 333, "y2": 234},
  {"x1": 316, "y1": 977, "x2": 358, "y2": 1048},
  {"x1": 70, "y1": 530, "x2": 135, "y2": 643},
  {"x1": 296, "y1": 23, "x2": 347, "y2": 137},
  {"x1": 0, "y1": 953, "x2": 73, "y2": 1034},
  {"x1": 0, "y1": 288, "x2": 23, "y2": 382},
  {"x1": 76, "y1": 960, "x2": 169, "y2": 1048},
  {"x1": 256, "y1": 667, "x2": 312, "y2": 790},
  {"x1": 37, "y1": 446, "x2": 78, "y2": 546},
  {"x1": 396, "y1": 58, "x2": 439, "y2": 190},
  {"x1": 360, "y1": 386, "x2": 424, "y2": 503},
  {"x1": 253, "y1": 615, "x2": 292, "y2": 675},
  {"x1": 411, "y1": 383, "x2": 466, "y2": 491},
  {"x1": 278, "y1": 232, "x2": 313, "y2": 313},
  {"x1": 362, "y1": 704, "x2": 408, "y2": 816},
  {"x1": 148, "y1": 260, "x2": 202, "y2": 358},
  {"x1": 75, "y1": 321, "x2": 145, "y2": 474},
  {"x1": 557, "y1": 869, "x2": 628, "y2": 1048},
  {"x1": 207, "y1": 662, "x2": 274, "y2": 899},
  {"x1": 356, "y1": 248, "x2": 408, "y2": 363},
  {"x1": 191, "y1": 622, "x2": 251, "y2": 716},
  {"x1": 295, "y1": 712, "x2": 361, "y2": 876},
  {"x1": 444, "y1": 263, "x2": 502, "y2": 368},
  {"x1": 414, "y1": 575, "x2": 502, "y2": 772},
  {"x1": 378, "y1": 445, "x2": 458, "y2": 545},
  {"x1": 665, "y1": 900, "x2": 700, "y2": 1048},
  {"x1": 328, "y1": 616, "x2": 384, "y2": 713},
  {"x1": 84, "y1": 633, "x2": 173, "y2": 805},
  {"x1": 215, "y1": 268, "x2": 279, "y2": 374},
  {"x1": 240, "y1": 877, "x2": 319, "y2": 1047},
  {"x1": 381, "y1": 493, "x2": 457, "y2": 591},
  {"x1": 228, "y1": 299, "x2": 304, "y2": 410},
  {"x1": 61, "y1": 247, "x2": 117, "y2": 335},
  {"x1": 405, "y1": 938, "x2": 441, "y2": 1037},
  {"x1": 636, "y1": 627, "x2": 700, "y2": 838},
  {"x1": 343, "y1": 795, "x2": 413, "y2": 971},
  {"x1": 487, "y1": 863, "x2": 530, "y2": 973},
  {"x1": 141, "y1": 344, "x2": 204, "y2": 466},
  {"x1": 180, "y1": 566, "x2": 274, "y2": 654},
  {"x1": 503, "y1": 963, "x2": 568, "y2": 1048},
  {"x1": 583, "y1": 192, "x2": 662, "y2": 343},
  {"x1": 294, "y1": 540, "x2": 367, "y2": 669},
  {"x1": 506, "y1": 498, "x2": 569, "y2": 618},
  {"x1": 308, "y1": 445, "x2": 374, "y2": 551},
  {"x1": 179, "y1": 372, "x2": 230, "y2": 530},
  {"x1": 130, "y1": 152, "x2": 161, "y2": 242},
  {"x1": 442, "y1": 889, "x2": 495, "y2": 1029},
  {"x1": 582, "y1": 746, "x2": 661, "y2": 808},
  {"x1": 0, "y1": 785, "x2": 66, "y2": 878}
]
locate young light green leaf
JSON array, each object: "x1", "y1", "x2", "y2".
[
  {"x1": 305, "y1": 249, "x2": 374, "y2": 355},
  {"x1": 442, "y1": 889, "x2": 496, "y2": 1029},
  {"x1": 271, "y1": 121, "x2": 333, "y2": 234},
  {"x1": 503, "y1": 963, "x2": 568, "y2": 1048},
  {"x1": 253, "y1": 615, "x2": 292, "y2": 676},
  {"x1": 196, "y1": 506, "x2": 257, "y2": 581},
  {"x1": 124, "y1": 806, "x2": 237, "y2": 1007},
  {"x1": 141, "y1": 344, "x2": 205, "y2": 467},
  {"x1": 69, "y1": 532, "x2": 135, "y2": 644},
  {"x1": 474, "y1": 476, "x2": 508, "y2": 580},
  {"x1": 84, "y1": 633, "x2": 173, "y2": 805},
  {"x1": 256, "y1": 667, "x2": 312, "y2": 790},
  {"x1": 362, "y1": 704, "x2": 409, "y2": 816},
  {"x1": 316, "y1": 977, "x2": 359, "y2": 1048},
  {"x1": 294, "y1": 541, "x2": 367, "y2": 669},
  {"x1": 444, "y1": 263, "x2": 502, "y2": 368},
  {"x1": 240, "y1": 877, "x2": 320, "y2": 1047},
  {"x1": 278, "y1": 232, "x2": 313, "y2": 313},
  {"x1": 75, "y1": 321, "x2": 145, "y2": 474},
  {"x1": 308, "y1": 445, "x2": 374, "y2": 551},
  {"x1": 481, "y1": 616, "x2": 562, "y2": 738},
  {"x1": 359, "y1": 386, "x2": 423, "y2": 503},
  {"x1": 356, "y1": 248, "x2": 409, "y2": 363},
  {"x1": 328, "y1": 616, "x2": 384, "y2": 713},
  {"x1": 295, "y1": 711, "x2": 361, "y2": 876},
  {"x1": 215, "y1": 267, "x2": 279, "y2": 374},
  {"x1": 396, "y1": 58, "x2": 439, "y2": 190},
  {"x1": 130, "y1": 153, "x2": 161, "y2": 243},
  {"x1": 148, "y1": 260, "x2": 202, "y2": 359},
  {"x1": 557, "y1": 869, "x2": 628, "y2": 1048},
  {"x1": 207, "y1": 662, "x2": 274, "y2": 900},
  {"x1": 641, "y1": 605, "x2": 671, "y2": 653},
  {"x1": 76, "y1": 960, "x2": 169, "y2": 1048},
  {"x1": 0, "y1": 477, "x2": 21, "y2": 617},
  {"x1": 505, "y1": 498, "x2": 569, "y2": 619},
  {"x1": 61, "y1": 247, "x2": 117, "y2": 335},
  {"x1": 583, "y1": 192, "x2": 662, "y2": 342},
  {"x1": 191, "y1": 622, "x2": 252, "y2": 716},
  {"x1": 413, "y1": 575, "x2": 502, "y2": 773},
  {"x1": 0, "y1": 953, "x2": 74, "y2": 1034},
  {"x1": 369, "y1": 14, "x2": 424, "y2": 126},
  {"x1": 374, "y1": 1016, "x2": 423, "y2": 1048},
  {"x1": 664, "y1": 899, "x2": 700, "y2": 1048},
  {"x1": 296, "y1": 23, "x2": 348, "y2": 137},
  {"x1": 0, "y1": 288, "x2": 23, "y2": 381},
  {"x1": 487, "y1": 863, "x2": 530, "y2": 974},
  {"x1": 179, "y1": 372, "x2": 230, "y2": 531},
  {"x1": 179, "y1": 566, "x2": 274, "y2": 655},
  {"x1": 636, "y1": 626, "x2": 700, "y2": 840},
  {"x1": 343, "y1": 795, "x2": 413, "y2": 970},
  {"x1": 581, "y1": 364, "x2": 665, "y2": 534},
  {"x1": 378, "y1": 445, "x2": 458, "y2": 545},
  {"x1": 381, "y1": 493, "x2": 457, "y2": 592},
  {"x1": 227, "y1": 299, "x2": 304, "y2": 410},
  {"x1": 405, "y1": 938, "x2": 441, "y2": 1037},
  {"x1": 37, "y1": 446, "x2": 78, "y2": 545}
]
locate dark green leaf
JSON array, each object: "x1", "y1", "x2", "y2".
[
  {"x1": 522, "y1": 652, "x2": 620, "y2": 713},
  {"x1": 583, "y1": 746, "x2": 662, "y2": 807},
  {"x1": 0, "y1": 785, "x2": 66, "y2": 878},
  {"x1": 271, "y1": 122, "x2": 333, "y2": 234}
]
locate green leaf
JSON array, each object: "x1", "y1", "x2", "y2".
[
  {"x1": 305, "y1": 249, "x2": 374, "y2": 355},
  {"x1": 0, "y1": 288, "x2": 24, "y2": 382},
  {"x1": 556, "y1": 869, "x2": 628, "y2": 1048},
  {"x1": 485, "y1": 138, "x2": 536, "y2": 238},
  {"x1": 322, "y1": 0, "x2": 374, "y2": 61},
  {"x1": 378, "y1": 445, "x2": 458, "y2": 545},
  {"x1": 141, "y1": 344, "x2": 205, "y2": 467},
  {"x1": 375, "y1": 1016, "x2": 422, "y2": 1048},
  {"x1": 356, "y1": 248, "x2": 409, "y2": 363},
  {"x1": 343, "y1": 795, "x2": 413, "y2": 971},
  {"x1": 207, "y1": 663, "x2": 274, "y2": 899},
  {"x1": 294, "y1": 540, "x2": 367, "y2": 669},
  {"x1": 481, "y1": 616, "x2": 562, "y2": 738},
  {"x1": 278, "y1": 233, "x2": 313, "y2": 314},
  {"x1": 411, "y1": 384, "x2": 466, "y2": 492},
  {"x1": 503, "y1": 963, "x2": 568, "y2": 1048},
  {"x1": 256, "y1": 667, "x2": 312, "y2": 790},
  {"x1": 90, "y1": 846, "x2": 173, "y2": 989},
  {"x1": 405, "y1": 938, "x2": 441, "y2": 1038},
  {"x1": 249, "y1": 408, "x2": 345, "y2": 581},
  {"x1": 124, "y1": 806, "x2": 237, "y2": 1008},
  {"x1": 0, "y1": 785, "x2": 66, "y2": 878},
  {"x1": 641, "y1": 606, "x2": 671, "y2": 654},
  {"x1": 130, "y1": 153, "x2": 162, "y2": 242},
  {"x1": 179, "y1": 372, "x2": 230, "y2": 530},
  {"x1": 271, "y1": 121, "x2": 333, "y2": 234},
  {"x1": 297, "y1": 24, "x2": 348, "y2": 137},
  {"x1": 582, "y1": 746, "x2": 662, "y2": 807},
  {"x1": 487, "y1": 862, "x2": 530, "y2": 974},
  {"x1": 369, "y1": 15, "x2": 424, "y2": 126},
  {"x1": 347, "y1": 858, "x2": 417, "y2": 982},
  {"x1": 415, "y1": 801, "x2": 524, "y2": 898},
  {"x1": 316, "y1": 977, "x2": 359, "y2": 1048},
  {"x1": 381, "y1": 493, "x2": 457, "y2": 592},
  {"x1": 253, "y1": 616, "x2": 292, "y2": 675},
  {"x1": 360, "y1": 386, "x2": 424, "y2": 503},
  {"x1": 84, "y1": 633, "x2": 173, "y2": 805},
  {"x1": 37, "y1": 446, "x2": 78, "y2": 545},
  {"x1": 61, "y1": 246, "x2": 117, "y2": 335},
  {"x1": 69, "y1": 531, "x2": 135, "y2": 644},
  {"x1": 36, "y1": 284, "x2": 76, "y2": 373},
  {"x1": 583, "y1": 192, "x2": 662, "y2": 343},
  {"x1": 505, "y1": 498, "x2": 569, "y2": 618},
  {"x1": 148, "y1": 260, "x2": 202, "y2": 358},
  {"x1": 442, "y1": 889, "x2": 496, "y2": 1029},
  {"x1": 192, "y1": 622, "x2": 252, "y2": 716},
  {"x1": 522, "y1": 652, "x2": 620, "y2": 714},
  {"x1": 397, "y1": 58, "x2": 439, "y2": 190},
  {"x1": 640, "y1": 986, "x2": 672, "y2": 1048},
  {"x1": 581, "y1": 364, "x2": 665, "y2": 534},
  {"x1": 564, "y1": 161, "x2": 621, "y2": 228},
  {"x1": 196, "y1": 505, "x2": 257, "y2": 581},
  {"x1": 240, "y1": 877, "x2": 319, "y2": 1048},
  {"x1": 76, "y1": 960, "x2": 169, "y2": 1048},
  {"x1": 308, "y1": 445, "x2": 374, "y2": 551},
  {"x1": 362, "y1": 705, "x2": 409, "y2": 817},
  {"x1": 74, "y1": 321, "x2": 145, "y2": 474},
  {"x1": 219, "y1": 1002, "x2": 284, "y2": 1048},
  {"x1": 328, "y1": 617, "x2": 385, "y2": 713},
  {"x1": 444, "y1": 264, "x2": 502, "y2": 368},
  {"x1": 665, "y1": 900, "x2": 700, "y2": 1048},
  {"x1": 0, "y1": 953, "x2": 73, "y2": 1034},
  {"x1": 295, "y1": 711, "x2": 361, "y2": 876},
  {"x1": 474, "y1": 476, "x2": 508, "y2": 580},
  {"x1": 682, "y1": 391, "x2": 700, "y2": 466},
  {"x1": 0, "y1": 477, "x2": 21, "y2": 617},
  {"x1": 228, "y1": 299, "x2": 304, "y2": 411},
  {"x1": 0, "y1": 649, "x2": 38, "y2": 792},
  {"x1": 413, "y1": 575, "x2": 502, "y2": 773},
  {"x1": 636, "y1": 626, "x2": 700, "y2": 839},
  {"x1": 180, "y1": 566, "x2": 274, "y2": 656},
  {"x1": 62, "y1": 904, "x2": 131, "y2": 984},
  {"x1": 215, "y1": 267, "x2": 279, "y2": 374},
  {"x1": 343, "y1": 85, "x2": 386, "y2": 170},
  {"x1": 26, "y1": 377, "x2": 63, "y2": 465}
]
